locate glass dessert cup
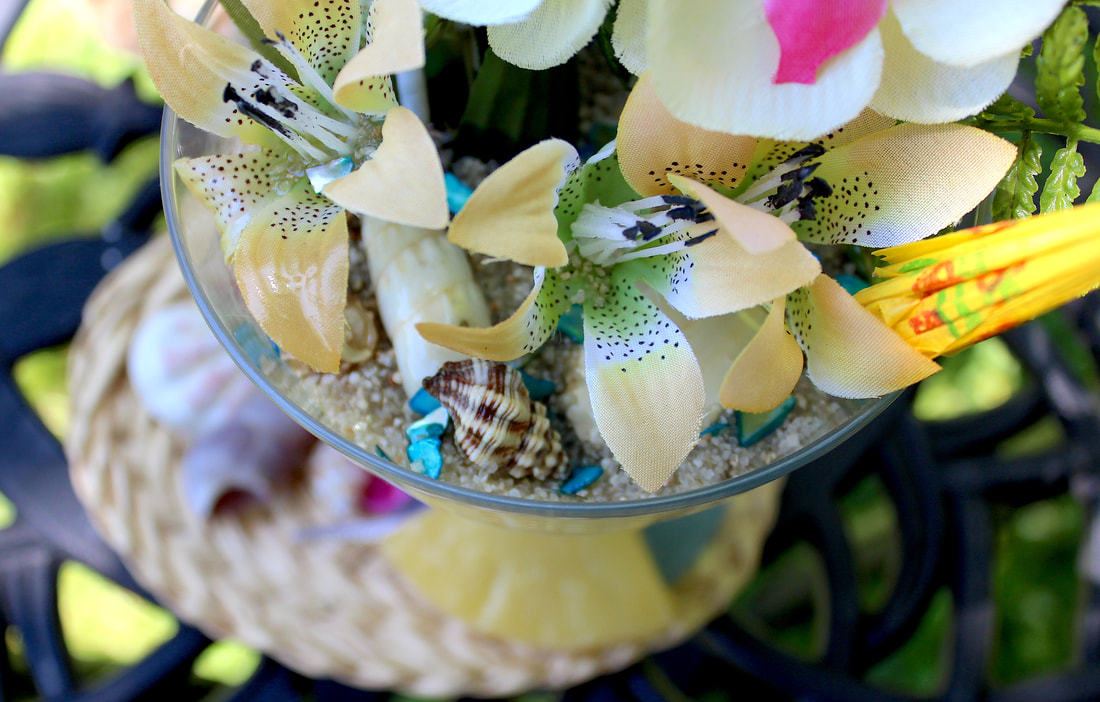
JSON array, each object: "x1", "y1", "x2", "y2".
[
  {"x1": 163, "y1": 114, "x2": 897, "y2": 535},
  {"x1": 160, "y1": 0, "x2": 896, "y2": 535}
]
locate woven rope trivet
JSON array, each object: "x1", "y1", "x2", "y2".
[{"x1": 65, "y1": 235, "x2": 783, "y2": 697}]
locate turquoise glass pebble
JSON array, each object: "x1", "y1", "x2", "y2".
[
  {"x1": 557, "y1": 304, "x2": 584, "y2": 343},
  {"x1": 700, "y1": 422, "x2": 731, "y2": 437},
  {"x1": 736, "y1": 396, "x2": 797, "y2": 447},
  {"x1": 519, "y1": 370, "x2": 556, "y2": 400},
  {"x1": 408, "y1": 387, "x2": 442, "y2": 416},
  {"x1": 406, "y1": 406, "x2": 449, "y2": 443},
  {"x1": 836, "y1": 273, "x2": 870, "y2": 295},
  {"x1": 445, "y1": 172, "x2": 474, "y2": 214},
  {"x1": 559, "y1": 465, "x2": 603, "y2": 495},
  {"x1": 406, "y1": 438, "x2": 443, "y2": 479}
]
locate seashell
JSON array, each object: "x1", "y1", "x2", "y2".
[
  {"x1": 181, "y1": 391, "x2": 315, "y2": 519},
  {"x1": 341, "y1": 293, "x2": 379, "y2": 365},
  {"x1": 127, "y1": 303, "x2": 254, "y2": 436},
  {"x1": 305, "y1": 443, "x2": 413, "y2": 517},
  {"x1": 423, "y1": 359, "x2": 567, "y2": 480}
]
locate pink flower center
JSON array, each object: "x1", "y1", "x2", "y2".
[
  {"x1": 361, "y1": 477, "x2": 413, "y2": 513},
  {"x1": 764, "y1": 0, "x2": 887, "y2": 85}
]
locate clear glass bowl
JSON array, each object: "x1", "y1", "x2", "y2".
[{"x1": 161, "y1": 1, "x2": 897, "y2": 534}]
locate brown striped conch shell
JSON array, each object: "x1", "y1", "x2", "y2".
[{"x1": 423, "y1": 360, "x2": 567, "y2": 480}]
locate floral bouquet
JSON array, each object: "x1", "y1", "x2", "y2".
[{"x1": 134, "y1": 0, "x2": 1100, "y2": 503}]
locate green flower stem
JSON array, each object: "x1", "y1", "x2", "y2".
[{"x1": 965, "y1": 116, "x2": 1100, "y2": 145}]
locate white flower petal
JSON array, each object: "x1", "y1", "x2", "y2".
[
  {"x1": 612, "y1": 0, "x2": 648, "y2": 75},
  {"x1": 488, "y1": 0, "x2": 612, "y2": 69},
  {"x1": 418, "y1": 0, "x2": 543, "y2": 25},
  {"x1": 648, "y1": 0, "x2": 884, "y2": 141},
  {"x1": 891, "y1": 0, "x2": 1062, "y2": 68}
]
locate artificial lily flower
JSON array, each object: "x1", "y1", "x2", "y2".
[
  {"x1": 645, "y1": 0, "x2": 1064, "y2": 140},
  {"x1": 417, "y1": 138, "x2": 820, "y2": 493},
  {"x1": 615, "y1": 73, "x2": 1017, "y2": 412},
  {"x1": 856, "y1": 203, "x2": 1100, "y2": 357},
  {"x1": 137, "y1": 0, "x2": 448, "y2": 373},
  {"x1": 416, "y1": 0, "x2": 646, "y2": 72}
]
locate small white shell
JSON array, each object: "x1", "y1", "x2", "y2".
[
  {"x1": 305, "y1": 443, "x2": 371, "y2": 518},
  {"x1": 181, "y1": 392, "x2": 314, "y2": 519},
  {"x1": 127, "y1": 303, "x2": 253, "y2": 436}
]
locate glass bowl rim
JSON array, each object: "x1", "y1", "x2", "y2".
[{"x1": 159, "y1": 0, "x2": 898, "y2": 519}]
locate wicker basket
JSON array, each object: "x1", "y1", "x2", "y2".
[{"x1": 64, "y1": 235, "x2": 782, "y2": 697}]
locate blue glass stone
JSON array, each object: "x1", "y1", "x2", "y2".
[
  {"x1": 700, "y1": 422, "x2": 731, "y2": 437},
  {"x1": 406, "y1": 438, "x2": 443, "y2": 479},
  {"x1": 445, "y1": 172, "x2": 474, "y2": 214},
  {"x1": 408, "y1": 387, "x2": 442, "y2": 416},
  {"x1": 736, "y1": 396, "x2": 797, "y2": 447},
  {"x1": 406, "y1": 406, "x2": 449, "y2": 443},
  {"x1": 836, "y1": 273, "x2": 870, "y2": 295},
  {"x1": 519, "y1": 370, "x2": 556, "y2": 400},
  {"x1": 557, "y1": 304, "x2": 584, "y2": 343},
  {"x1": 559, "y1": 465, "x2": 603, "y2": 495}
]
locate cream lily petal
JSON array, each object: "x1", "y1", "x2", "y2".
[
  {"x1": 417, "y1": 267, "x2": 576, "y2": 361},
  {"x1": 488, "y1": 0, "x2": 612, "y2": 70},
  {"x1": 584, "y1": 270, "x2": 704, "y2": 493},
  {"x1": 241, "y1": 0, "x2": 360, "y2": 83},
  {"x1": 787, "y1": 275, "x2": 940, "y2": 399},
  {"x1": 649, "y1": 0, "x2": 884, "y2": 141},
  {"x1": 632, "y1": 199, "x2": 819, "y2": 319},
  {"x1": 611, "y1": 0, "x2": 648, "y2": 75},
  {"x1": 891, "y1": 0, "x2": 1062, "y2": 68},
  {"x1": 323, "y1": 106, "x2": 448, "y2": 229},
  {"x1": 617, "y1": 73, "x2": 757, "y2": 197},
  {"x1": 173, "y1": 150, "x2": 290, "y2": 259},
  {"x1": 233, "y1": 186, "x2": 349, "y2": 374},
  {"x1": 667, "y1": 174, "x2": 793, "y2": 254},
  {"x1": 794, "y1": 123, "x2": 1015, "y2": 247},
  {"x1": 333, "y1": 0, "x2": 423, "y2": 111},
  {"x1": 719, "y1": 298, "x2": 803, "y2": 413},
  {"x1": 447, "y1": 139, "x2": 577, "y2": 267},
  {"x1": 135, "y1": 0, "x2": 278, "y2": 143},
  {"x1": 417, "y1": 0, "x2": 543, "y2": 25},
  {"x1": 870, "y1": 12, "x2": 1019, "y2": 124}
]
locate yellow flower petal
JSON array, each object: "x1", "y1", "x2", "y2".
[
  {"x1": 134, "y1": 0, "x2": 273, "y2": 144},
  {"x1": 667, "y1": 174, "x2": 793, "y2": 254},
  {"x1": 447, "y1": 139, "x2": 577, "y2": 267},
  {"x1": 891, "y1": 0, "x2": 1062, "y2": 68},
  {"x1": 794, "y1": 122, "x2": 1015, "y2": 247},
  {"x1": 611, "y1": 0, "x2": 648, "y2": 74},
  {"x1": 233, "y1": 188, "x2": 349, "y2": 374},
  {"x1": 418, "y1": 0, "x2": 543, "y2": 25},
  {"x1": 648, "y1": 0, "x2": 884, "y2": 140},
  {"x1": 617, "y1": 73, "x2": 757, "y2": 197},
  {"x1": 720, "y1": 298, "x2": 803, "y2": 413},
  {"x1": 870, "y1": 11, "x2": 1019, "y2": 124},
  {"x1": 789, "y1": 275, "x2": 940, "y2": 399},
  {"x1": 241, "y1": 0, "x2": 360, "y2": 83},
  {"x1": 417, "y1": 267, "x2": 576, "y2": 361},
  {"x1": 488, "y1": 0, "x2": 612, "y2": 70},
  {"x1": 333, "y1": 0, "x2": 423, "y2": 111},
  {"x1": 584, "y1": 271, "x2": 704, "y2": 493},
  {"x1": 323, "y1": 106, "x2": 448, "y2": 229}
]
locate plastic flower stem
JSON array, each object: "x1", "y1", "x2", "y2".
[
  {"x1": 396, "y1": 69, "x2": 431, "y2": 122},
  {"x1": 964, "y1": 116, "x2": 1100, "y2": 145}
]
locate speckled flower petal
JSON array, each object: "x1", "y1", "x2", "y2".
[
  {"x1": 233, "y1": 185, "x2": 349, "y2": 373},
  {"x1": 488, "y1": 0, "x2": 612, "y2": 70},
  {"x1": 787, "y1": 275, "x2": 940, "y2": 399},
  {"x1": 241, "y1": 0, "x2": 360, "y2": 83},
  {"x1": 584, "y1": 269, "x2": 703, "y2": 492},
  {"x1": 632, "y1": 203, "x2": 820, "y2": 319},
  {"x1": 668, "y1": 174, "x2": 792, "y2": 254},
  {"x1": 134, "y1": 0, "x2": 281, "y2": 145},
  {"x1": 870, "y1": 12, "x2": 1019, "y2": 124},
  {"x1": 417, "y1": 267, "x2": 576, "y2": 361},
  {"x1": 793, "y1": 123, "x2": 1015, "y2": 247},
  {"x1": 891, "y1": 0, "x2": 1062, "y2": 67},
  {"x1": 173, "y1": 150, "x2": 292, "y2": 259},
  {"x1": 648, "y1": 0, "x2": 884, "y2": 141},
  {"x1": 555, "y1": 141, "x2": 636, "y2": 242},
  {"x1": 323, "y1": 106, "x2": 448, "y2": 229},
  {"x1": 417, "y1": 0, "x2": 543, "y2": 25},
  {"x1": 719, "y1": 297, "x2": 803, "y2": 413},
  {"x1": 617, "y1": 73, "x2": 757, "y2": 197},
  {"x1": 447, "y1": 139, "x2": 578, "y2": 267},
  {"x1": 333, "y1": 0, "x2": 422, "y2": 112},
  {"x1": 611, "y1": 0, "x2": 647, "y2": 75}
]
